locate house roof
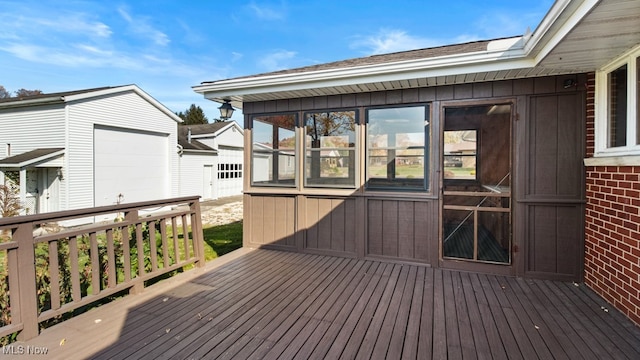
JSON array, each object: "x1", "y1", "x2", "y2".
[
  {"x1": 0, "y1": 85, "x2": 182, "y2": 123},
  {"x1": 184, "y1": 121, "x2": 234, "y2": 136},
  {"x1": 0, "y1": 148, "x2": 65, "y2": 168},
  {"x1": 193, "y1": 0, "x2": 640, "y2": 107},
  {"x1": 177, "y1": 126, "x2": 217, "y2": 153}
]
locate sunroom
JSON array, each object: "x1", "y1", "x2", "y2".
[{"x1": 194, "y1": 0, "x2": 640, "y2": 286}]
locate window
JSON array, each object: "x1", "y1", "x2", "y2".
[
  {"x1": 608, "y1": 65, "x2": 628, "y2": 147},
  {"x1": 304, "y1": 111, "x2": 357, "y2": 187},
  {"x1": 251, "y1": 114, "x2": 297, "y2": 186},
  {"x1": 366, "y1": 105, "x2": 430, "y2": 190},
  {"x1": 444, "y1": 130, "x2": 477, "y2": 181},
  {"x1": 596, "y1": 45, "x2": 640, "y2": 156},
  {"x1": 218, "y1": 164, "x2": 243, "y2": 179}
]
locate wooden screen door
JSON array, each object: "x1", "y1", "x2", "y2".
[{"x1": 441, "y1": 103, "x2": 512, "y2": 267}]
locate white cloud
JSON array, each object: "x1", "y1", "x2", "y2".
[
  {"x1": 117, "y1": 6, "x2": 170, "y2": 46},
  {"x1": 0, "y1": 11, "x2": 112, "y2": 39},
  {"x1": 247, "y1": 2, "x2": 286, "y2": 20},
  {"x1": 350, "y1": 29, "x2": 442, "y2": 55},
  {"x1": 231, "y1": 52, "x2": 244, "y2": 62},
  {"x1": 258, "y1": 50, "x2": 297, "y2": 71}
]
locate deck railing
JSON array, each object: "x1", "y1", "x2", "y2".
[{"x1": 0, "y1": 196, "x2": 204, "y2": 341}]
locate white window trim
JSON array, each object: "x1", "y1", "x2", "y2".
[{"x1": 594, "y1": 44, "x2": 640, "y2": 158}]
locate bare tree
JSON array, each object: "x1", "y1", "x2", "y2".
[{"x1": 0, "y1": 86, "x2": 10, "y2": 99}]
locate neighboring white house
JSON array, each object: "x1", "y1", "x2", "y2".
[
  {"x1": 0, "y1": 85, "x2": 181, "y2": 216},
  {"x1": 177, "y1": 121, "x2": 244, "y2": 200}
]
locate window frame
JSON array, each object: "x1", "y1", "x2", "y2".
[
  {"x1": 303, "y1": 109, "x2": 359, "y2": 189},
  {"x1": 249, "y1": 112, "x2": 298, "y2": 188},
  {"x1": 364, "y1": 104, "x2": 431, "y2": 192},
  {"x1": 595, "y1": 44, "x2": 640, "y2": 157}
]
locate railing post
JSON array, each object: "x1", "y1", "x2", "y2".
[
  {"x1": 14, "y1": 223, "x2": 39, "y2": 340},
  {"x1": 190, "y1": 200, "x2": 205, "y2": 267}
]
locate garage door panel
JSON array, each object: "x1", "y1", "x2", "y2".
[{"x1": 94, "y1": 127, "x2": 168, "y2": 206}]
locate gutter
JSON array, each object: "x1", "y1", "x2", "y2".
[{"x1": 0, "y1": 96, "x2": 64, "y2": 109}]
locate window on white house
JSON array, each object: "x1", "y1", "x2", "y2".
[{"x1": 596, "y1": 45, "x2": 640, "y2": 156}]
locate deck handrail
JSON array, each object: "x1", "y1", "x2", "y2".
[{"x1": 0, "y1": 196, "x2": 205, "y2": 341}]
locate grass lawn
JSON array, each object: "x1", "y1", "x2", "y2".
[{"x1": 202, "y1": 220, "x2": 243, "y2": 260}]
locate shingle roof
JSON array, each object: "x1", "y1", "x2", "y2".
[
  {"x1": 200, "y1": 39, "x2": 496, "y2": 84},
  {"x1": 182, "y1": 121, "x2": 232, "y2": 135},
  {"x1": 0, "y1": 86, "x2": 125, "y2": 104},
  {"x1": 0, "y1": 148, "x2": 64, "y2": 166},
  {"x1": 177, "y1": 126, "x2": 216, "y2": 152}
]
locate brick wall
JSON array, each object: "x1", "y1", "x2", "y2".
[{"x1": 584, "y1": 74, "x2": 640, "y2": 326}]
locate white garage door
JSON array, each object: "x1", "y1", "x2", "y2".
[{"x1": 94, "y1": 126, "x2": 169, "y2": 207}]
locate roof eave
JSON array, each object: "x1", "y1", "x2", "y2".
[{"x1": 194, "y1": 44, "x2": 532, "y2": 104}]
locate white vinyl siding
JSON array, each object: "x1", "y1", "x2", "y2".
[
  {"x1": 67, "y1": 90, "x2": 179, "y2": 209},
  {"x1": 178, "y1": 152, "x2": 217, "y2": 199},
  {"x1": 0, "y1": 105, "x2": 66, "y2": 158}
]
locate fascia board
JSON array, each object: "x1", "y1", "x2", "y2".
[
  {"x1": 196, "y1": 53, "x2": 534, "y2": 99},
  {"x1": 0, "y1": 96, "x2": 63, "y2": 109}
]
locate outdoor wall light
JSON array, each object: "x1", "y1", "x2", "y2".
[
  {"x1": 218, "y1": 99, "x2": 235, "y2": 120},
  {"x1": 563, "y1": 79, "x2": 576, "y2": 89}
]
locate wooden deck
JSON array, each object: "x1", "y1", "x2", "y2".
[{"x1": 4, "y1": 248, "x2": 640, "y2": 359}]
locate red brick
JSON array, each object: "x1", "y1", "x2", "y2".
[{"x1": 620, "y1": 181, "x2": 633, "y2": 189}]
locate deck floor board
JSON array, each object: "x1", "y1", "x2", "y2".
[{"x1": 6, "y1": 249, "x2": 640, "y2": 360}]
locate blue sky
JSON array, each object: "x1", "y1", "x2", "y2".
[{"x1": 0, "y1": 0, "x2": 554, "y2": 121}]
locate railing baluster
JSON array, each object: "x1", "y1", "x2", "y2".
[
  {"x1": 160, "y1": 220, "x2": 169, "y2": 268},
  {"x1": 149, "y1": 220, "x2": 157, "y2": 272},
  {"x1": 106, "y1": 229, "x2": 116, "y2": 288},
  {"x1": 69, "y1": 236, "x2": 81, "y2": 302},
  {"x1": 182, "y1": 214, "x2": 190, "y2": 260},
  {"x1": 49, "y1": 240, "x2": 61, "y2": 310},
  {"x1": 122, "y1": 226, "x2": 131, "y2": 282},
  {"x1": 90, "y1": 232, "x2": 100, "y2": 295},
  {"x1": 7, "y1": 247, "x2": 21, "y2": 326},
  {"x1": 172, "y1": 217, "x2": 179, "y2": 263},
  {"x1": 136, "y1": 223, "x2": 144, "y2": 277}
]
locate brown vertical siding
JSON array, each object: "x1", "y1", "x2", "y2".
[
  {"x1": 366, "y1": 199, "x2": 437, "y2": 263},
  {"x1": 243, "y1": 74, "x2": 587, "y2": 277},
  {"x1": 304, "y1": 197, "x2": 356, "y2": 254},
  {"x1": 246, "y1": 195, "x2": 296, "y2": 248}
]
